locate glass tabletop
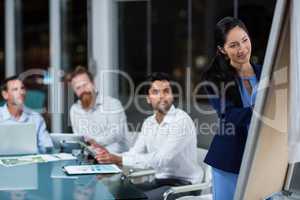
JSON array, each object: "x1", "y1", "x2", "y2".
[{"x1": 0, "y1": 158, "x2": 147, "y2": 200}]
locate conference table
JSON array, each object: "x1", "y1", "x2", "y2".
[{"x1": 0, "y1": 154, "x2": 148, "y2": 200}]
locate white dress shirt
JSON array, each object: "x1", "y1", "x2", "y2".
[
  {"x1": 0, "y1": 104, "x2": 53, "y2": 153},
  {"x1": 70, "y1": 94, "x2": 129, "y2": 153},
  {"x1": 122, "y1": 105, "x2": 203, "y2": 184}
]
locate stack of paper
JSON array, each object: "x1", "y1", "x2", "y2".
[{"x1": 0, "y1": 153, "x2": 77, "y2": 167}]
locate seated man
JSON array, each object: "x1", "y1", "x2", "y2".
[
  {"x1": 0, "y1": 75, "x2": 53, "y2": 153},
  {"x1": 93, "y1": 72, "x2": 203, "y2": 200},
  {"x1": 67, "y1": 66, "x2": 129, "y2": 153}
]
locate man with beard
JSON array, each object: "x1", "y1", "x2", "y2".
[
  {"x1": 91, "y1": 72, "x2": 203, "y2": 200},
  {"x1": 67, "y1": 66, "x2": 129, "y2": 153},
  {"x1": 0, "y1": 76, "x2": 53, "y2": 153}
]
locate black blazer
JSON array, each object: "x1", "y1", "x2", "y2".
[{"x1": 204, "y1": 64, "x2": 262, "y2": 174}]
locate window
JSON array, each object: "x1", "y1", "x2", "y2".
[
  {"x1": 117, "y1": 0, "x2": 276, "y2": 148},
  {"x1": 61, "y1": 0, "x2": 88, "y2": 132},
  {"x1": 0, "y1": 0, "x2": 4, "y2": 82},
  {"x1": 0, "y1": 0, "x2": 5, "y2": 105}
]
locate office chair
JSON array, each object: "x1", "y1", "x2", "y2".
[
  {"x1": 25, "y1": 89, "x2": 46, "y2": 110},
  {"x1": 0, "y1": 99, "x2": 4, "y2": 106},
  {"x1": 163, "y1": 148, "x2": 212, "y2": 200},
  {"x1": 176, "y1": 194, "x2": 212, "y2": 200},
  {"x1": 127, "y1": 148, "x2": 212, "y2": 200}
]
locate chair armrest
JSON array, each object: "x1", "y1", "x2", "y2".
[
  {"x1": 169, "y1": 182, "x2": 211, "y2": 194},
  {"x1": 127, "y1": 169, "x2": 156, "y2": 178},
  {"x1": 176, "y1": 194, "x2": 212, "y2": 200},
  {"x1": 163, "y1": 182, "x2": 212, "y2": 200}
]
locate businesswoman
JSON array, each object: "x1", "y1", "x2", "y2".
[{"x1": 202, "y1": 17, "x2": 262, "y2": 200}]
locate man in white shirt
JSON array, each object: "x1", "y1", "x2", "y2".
[
  {"x1": 93, "y1": 72, "x2": 203, "y2": 200},
  {"x1": 67, "y1": 66, "x2": 129, "y2": 153},
  {"x1": 0, "y1": 76, "x2": 53, "y2": 153}
]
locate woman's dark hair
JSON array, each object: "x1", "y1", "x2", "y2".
[{"x1": 203, "y1": 16, "x2": 250, "y2": 106}]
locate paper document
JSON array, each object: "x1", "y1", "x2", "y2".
[
  {"x1": 63, "y1": 164, "x2": 122, "y2": 175},
  {"x1": 0, "y1": 153, "x2": 76, "y2": 167}
]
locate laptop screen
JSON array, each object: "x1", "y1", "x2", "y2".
[{"x1": 0, "y1": 123, "x2": 37, "y2": 156}]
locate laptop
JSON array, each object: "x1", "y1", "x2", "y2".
[
  {"x1": 50, "y1": 133, "x2": 84, "y2": 152},
  {"x1": 0, "y1": 123, "x2": 37, "y2": 156}
]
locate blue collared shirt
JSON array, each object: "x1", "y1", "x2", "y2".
[
  {"x1": 238, "y1": 75, "x2": 258, "y2": 108},
  {"x1": 0, "y1": 104, "x2": 53, "y2": 153}
]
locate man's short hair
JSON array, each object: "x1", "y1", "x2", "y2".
[
  {"x1": 65, "y1": 66, "x2": 94, "y2": 83},
  {"x1": 1, "y1": 75, "x2": 23, "y2": 92},
  {"x1": 145, "y1": 72, "x2": 171, "y2": 94}
]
